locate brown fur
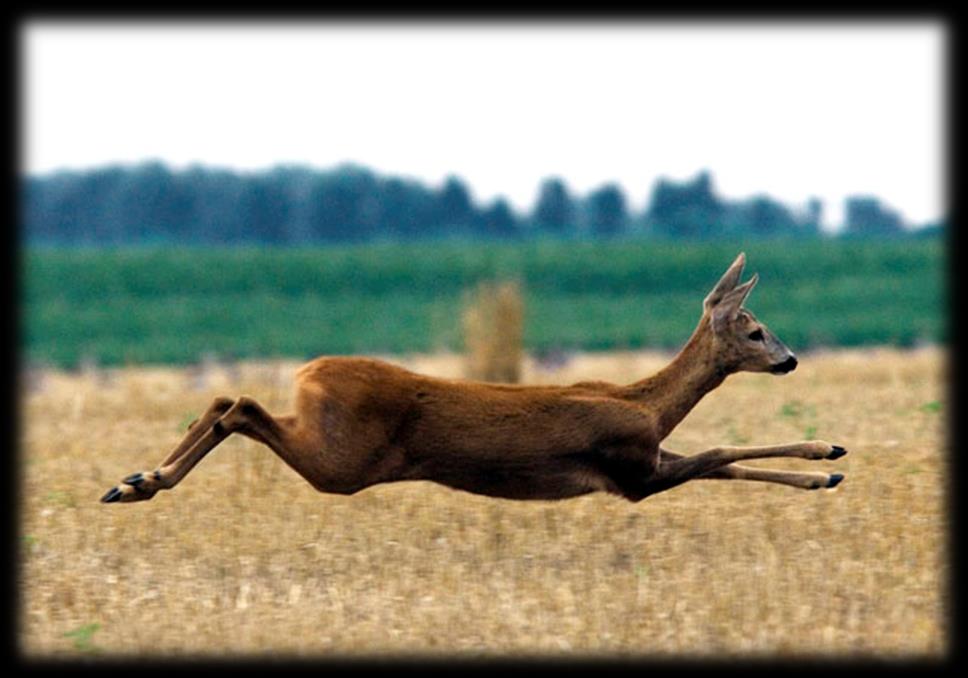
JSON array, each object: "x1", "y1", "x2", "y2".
[{"x1": 101, "y1": 253, "x2": 846, "y2": 506}]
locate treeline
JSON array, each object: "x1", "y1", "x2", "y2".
[{"x1": 21, "y1": 162, "x2": 940, "y2": 246}]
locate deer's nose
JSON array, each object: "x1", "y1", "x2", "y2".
[{"x1": 771, "y1": 355, "x2": 798, "y2": 374}]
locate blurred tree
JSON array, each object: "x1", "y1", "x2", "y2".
[
  {"x1": 843, "y1": 196, "x2": 905, "y2": 236},
  {"x1": 100, "y1": 163, "x2": 178, "y2": 244},
  {"x1": 236, "y1": 170, "x2": 292, "y2": 244},
  {"x1": 646, "y1": 170, "x2": 724, "y2": 238},
  {"x1": 479, "y1": 198, "x2": 520, "y2": 239},
  {"x1": 912, "y1": 220, "x2": 945, "y2": 238},
  {"x1": 804, "y1": 196, "x2": 824, "y2": 235},
  {"x1": 378, "y1": 176, "x2": 437, "y2": 239},
  {"x1": 742, "y1": 194, "x2": 799, "y2": 236},
  {"x1": 23, "y1": 170, "x2": 81, "y2": 244},
  {"x1": 531, "y1": 177, "x2": 576, "y2": 234},
  {"x1": 436, "y1": 175, "x2": 475, "y2": 235},
  {"x1": 185, "y1": 166, "x2": 246, "y2": 244},
  {"x1": 88, "y1": 170, "x2": 123, "y2": 243},
  {"x1": 304, "y1": 165, "x2": 381, "y2": 242},
  {"x1": 23, "y1": 161, "x2": 852, "y2": 246},
  {"x1": 585, "y1": 183, "x2": 628, "y2": 237},
  {"x1": 273, "y1": 166, "x2": 321, "y2": 244},
  {"x1": 20, "y1": 176, "x2": 47, "y2": 243}
]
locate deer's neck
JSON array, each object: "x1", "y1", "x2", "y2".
[{"x1": 623, "y1": 320, "x2": 728, "y2": 440}]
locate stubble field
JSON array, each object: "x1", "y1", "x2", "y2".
[{"x1": 19, "y1": 347, "x2": 947, "y2": 659}]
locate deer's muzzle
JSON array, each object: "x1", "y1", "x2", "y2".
[{"x1": 770, "y1": 355, "x2": 798, "y2": 374}]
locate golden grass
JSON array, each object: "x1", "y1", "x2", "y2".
[{"x1": 19, "y1": 347, "x2": 947, "y2": 659}]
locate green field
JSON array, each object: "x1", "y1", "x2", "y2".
[{"x1": 23, "y1": 238, "x2": 945, "y2": 367}]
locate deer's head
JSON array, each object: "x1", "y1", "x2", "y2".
[{"x1": 702, "y1": 252, "x2": 798, "y2": 375}]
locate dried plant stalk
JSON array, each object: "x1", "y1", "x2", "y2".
[{"x1": 462, "y1": 280, "x2": 524, "y2": 383}]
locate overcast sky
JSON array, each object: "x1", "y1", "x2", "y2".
[{"x1": 22, "y1": 21, "x2": 945, "y2": 229}]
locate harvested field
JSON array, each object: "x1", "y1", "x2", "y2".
[{"x1": 19, "y1": 347, "x2": 947, "y2": 659}]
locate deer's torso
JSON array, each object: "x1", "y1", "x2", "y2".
[{"x1": 290, "y1": 356, "x2": 661, "y2": 499}]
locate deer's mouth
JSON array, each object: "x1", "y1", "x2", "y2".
[{"x1": 770, "y1": 356, "x2": 798, "y2": 374}]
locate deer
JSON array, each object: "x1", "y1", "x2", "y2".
[{"x1": 101, "y1": 252, "x2": 846, "y2": 506}]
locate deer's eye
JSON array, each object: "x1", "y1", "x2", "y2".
[{"x1": 748, "y1": 329, "x2": 764, "y2": 342}]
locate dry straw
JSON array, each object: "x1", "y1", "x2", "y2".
[
  {"x1": 461, "y1": 280, "x2": 525, "y2": 383},
  {"x1": 20, "y1": 348, "x2": 946, "y2": 657}
]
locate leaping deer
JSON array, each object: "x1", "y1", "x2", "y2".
[{"x1": 102, "y1": 252, "x2": 846, "y2": 505}]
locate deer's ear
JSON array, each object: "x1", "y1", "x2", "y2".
[
  {"x1": 710, "y1": 273, "x2": 758, "y2": 333},
  {"x1": 703, "y1": 252, "x2": 746, "y2": 311}
]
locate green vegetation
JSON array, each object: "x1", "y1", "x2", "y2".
[
  {"x1": 63, "y1": 623, "x2": 101, "y2": 653},
  {"x1": 23, "y1": 238, "x2": 944, "y2": 367}
]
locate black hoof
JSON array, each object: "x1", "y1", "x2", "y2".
[
  {"x1": 827, "y1": 473, "x2": 845, "y2": 488},
  {"x1": 828, "y1": 445, "x2": 847, "y2": 460},
  {"x1": 121, "y1": 473, "x2": 145, "y2": 487},
  {"x1": 101, "y1": 487, "x2": 122, "y2": 503},
  {"x1": 123, "y1": 472, "x2": 145, "y2": 486}
]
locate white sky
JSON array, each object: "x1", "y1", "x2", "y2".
[{"x1": 22, "y1": 21, "x2": 945, "y2": 229}]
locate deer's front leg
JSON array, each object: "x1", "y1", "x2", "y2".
[
  {"x1": 638, "y1": 441, "x2": 847, "y2": 499},
  {"x1": 659, "y1": 447, "x2": 844, "y2": 490}
]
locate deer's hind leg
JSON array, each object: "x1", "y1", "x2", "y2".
[
  {"x1": 659, "y1": 448, "x2": 842, "y2": 490},
  {"x1": 166, "y1": 397, "x2": 237, "y2": 464},
  {"x1": 101, "y1": 396, "x2": 296, "y2": 503},
  {"x1": 101, "y1": 396, "x2": 235, "y2": 503}
]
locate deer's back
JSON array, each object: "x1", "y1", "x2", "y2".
[{"x1": 293, "y1": 356, "x2": 655, "y2": 462}]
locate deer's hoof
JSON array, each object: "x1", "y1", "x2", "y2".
[
  {"x1": 827, "y1": 473, "x2": 845, "y2": 488},
  {"x1": 124, "y1": 470, "x2": 165, "y2": 491},
  {"x1": 101, "y1": 470, "x2": 163, "y2": 504},
  {"x1": 827, "y1": 445, "x2": 848, "y2": 460},
  {"x1": 100, "y1": 486, "x2": 123, "y2": 503}
]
